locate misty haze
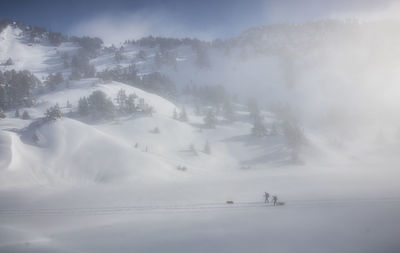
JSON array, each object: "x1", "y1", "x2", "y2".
[{"x1": 0, "y1": 0, "x2": 400, "y2": 252}]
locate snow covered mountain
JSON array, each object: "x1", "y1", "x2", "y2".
[
  {"x1": 1, "y1": 19, "x2": 400, "y2": 253},
  {"x1": 0, "y1": 20, "x2": 302, "y2": 187}
]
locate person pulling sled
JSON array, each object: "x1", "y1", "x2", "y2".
[{"x1": 264, "y1": 192, "x2": 270, "y2": 203}]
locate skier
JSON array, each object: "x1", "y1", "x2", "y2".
[
  {"x1": 272, "y1": 196, "x2": 278, "y2": 206},
  {"x1": 264, "y1": 192, "x2": 270, "y2": 203}
]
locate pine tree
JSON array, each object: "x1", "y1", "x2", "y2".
[
  {"x1": 45, "y1": 104, "x2": 62, "y2": 121},
  {"x1": 22, "y1": 110, "x2": 30, "y2": 120},
  {"x1": 87, "y1": 90, "x2": 115, "y2": 119},
  {"x1": 0, "y1": 86, "x2": 7, "y2": 110},
  {"x1": 78, "y1": 97, "x2": 89, "y2": 116},
  {"x1": 115, "y1": 89, "x2": 127, "y2": 112},
  {"x1": 45, "y1": 72, "x2": 63, "y2": 90},
  {"x1": 4, "y1": 57, "x2": 14, "y2": 66},
  {"x1": 204, "y1": 109, "x2": 217, "y2": 128},
  {"x1": 252, "y1": 115, "x2": 267, "y2": 137},
  {"x1": 126, "y1": 94, "x2": 137, "y2": 114},
  {"x1": 0, "y1": 109, "x2": 5, "y2": 119}
]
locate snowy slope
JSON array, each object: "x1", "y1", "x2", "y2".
[{"x1": 0, "y1": 25, "x2": 62, "y2": 78}]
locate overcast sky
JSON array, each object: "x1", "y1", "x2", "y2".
[{"x1": 1, "y1": 0, "x2": 398, "y2": 44}]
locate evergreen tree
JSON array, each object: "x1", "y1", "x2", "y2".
[
  {"x1": 252, "y1": 115, "x2": 267, "y2": 137},
  {"x1": 114, "y1": 49, "x2": 124, "y2": 63},
  {"x1": 204, "y1": 109, "x2": 217, "y2": 128},
  {"x1": 0, "y1": 86, "x2": 7, "y2": 110},
  {"x1": 87, "y1": 90, "x2": 115, "y2": 119},
  {"x1": 14, "y1": 109, "x2": 20, "y2": 118},
  {"x1": 0, "y1": 108, "x2": 5, "y2": 119},
  {"x1": 0, "y1": 70, "x2": 40, "y2": 108},
  {"x1": 115, "y1": 89, "x2": 127, "y2": 112},
  {"x1": 45, "y1": 104, "x2": 62, "y2": 121},
  {"x1": 125, "y1": 94, "x2": 137, "y2": 114},
  {"x1": 78, "y1": 97, "x2": 89, "y2": 116},
  {"x1": 45, "y1": 72, "x2": 63, "y2": 90},
  {"x1": 4, "y1": 57, "x2": 14, "y2": 66},
  {"x1": 22, "y1": 110, "x2": 30, "y2": 120}
]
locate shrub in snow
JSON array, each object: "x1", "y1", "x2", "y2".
[
  {"x1": 177, "y1": 165, "x2": 188, "y2": 172},
  {"x1": 150, "y1": 127, "x2": 160, "y2": 134}
]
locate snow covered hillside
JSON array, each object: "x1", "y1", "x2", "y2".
[{"x1": 1, "y1": 20, "x2": 400, "y2": 253}]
